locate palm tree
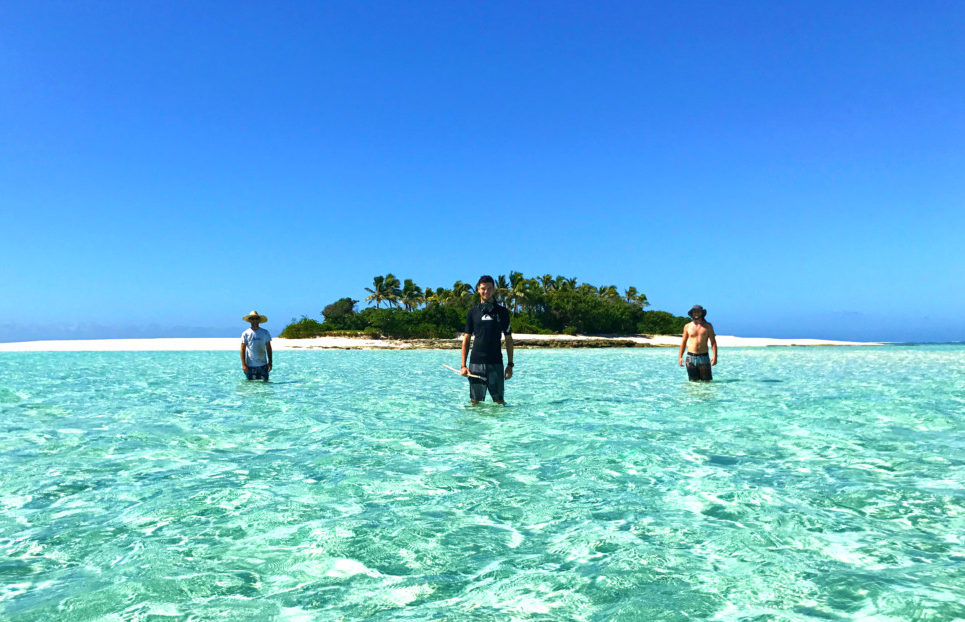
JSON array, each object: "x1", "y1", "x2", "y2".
[
  {"x1": 598, "y1": 285, "x2": 620, "y2": 300},
  {"x1": 577, "y1": 283, "x2": 598, "y2": 296},
  {"x1": 624, "y1": 286, "x2": 650, "y2": 308},
  {"x1": 551, "y1": 275, "x2": 577, "y2": 292},
  {"x1": 495, "y1": 275, "x2": 510, "y2": 305},
  {"x1": 451, "y1": 280, "x2": 473, "y2": 304},
  {"x1": 509, "y1": 271, "x2": 527, "y2": 315},
  {"x1": 401, "y1": 279, "x2": 424, "y2": 311},
  {"x1": 539, "y1": 274, "x2": 555, "y2": 293},
  {"x1": 364, "y1": 275, "x2": 388, "y2": 308},
  {"x1": 383, "y1": 273, "x2": 402, "y2": 308},
  {"x1": 521, "y1": 278, "x2": 543, "y2": 314},
  {"x1": 429, "y1": 287, "x2": 451, "y2": 305}
]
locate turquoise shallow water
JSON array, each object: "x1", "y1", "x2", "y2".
[{"x1": 1, "y1": 346, "x2": 963, "y2": 621}]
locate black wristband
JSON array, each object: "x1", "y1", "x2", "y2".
[{"x1": 506, "y1": 362, "x2": 514, "y2": 367}]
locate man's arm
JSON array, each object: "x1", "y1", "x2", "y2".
[
  {"x1": 504, "y1": 333, "x2": 514, "y2": 379},
  {"x1": 240, "y1": 343, "x2": 247, "y2": 372},
  {"x1": 678, "y1": 324, "x2": 689, "y2": 366},
  {"x1": 459, "y1": 333, "x2": 471, "y2": 376},
  {"x1": 460, "y1": 309, "x2": 474, "y2": 376},
  {"x1": 708, "y1": 324, "x2": 717, "y2": 365},
  {"x1": 266, "y1": 342, "x2": 273, "y2": 371}
]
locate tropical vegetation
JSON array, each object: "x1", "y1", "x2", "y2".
[{"x1": 280, "y1": 272, "x2": 689, "y2": 339}]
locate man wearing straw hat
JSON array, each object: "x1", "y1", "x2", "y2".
[
  {"x1": 678, "y1": 304, "x2": 717, "y2": 381},
  {"x1": 241, "y1": 311, "x2": 272, "y2": 381}
]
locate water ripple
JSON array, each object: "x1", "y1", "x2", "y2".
[{"x1": 0, "y1": 347, "x2": 963, "y2": 620}]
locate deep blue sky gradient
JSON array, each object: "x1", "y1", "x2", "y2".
[{"x1": 2, "y1": 1, "x2": 963, "y2": 342}]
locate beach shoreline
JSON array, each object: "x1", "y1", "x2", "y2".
[{"x1": 0, "y1": 334, "x2": 882, "y2": 352}]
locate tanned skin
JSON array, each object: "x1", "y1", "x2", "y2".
[
  {"x1": 678, "y1": 317, "x2": 717, "y2": 365},
  {"x1": 678, "y1": 311, "x2": 717, "y2": 382}
]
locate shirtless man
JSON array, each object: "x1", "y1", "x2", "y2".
[{"x1": 678, "y1": 305, "x2": 717, "y2": 381}]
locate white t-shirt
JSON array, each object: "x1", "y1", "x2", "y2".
[{"x1": 241, "y1": 327, "x2": 272, "y2": 366}]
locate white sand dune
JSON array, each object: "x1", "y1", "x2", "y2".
[{"x1": 0, "y1": 334, "x2": 879, "y2": 352}]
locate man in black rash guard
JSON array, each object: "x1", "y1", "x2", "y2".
[{"x1": 459, "y1": 275, "x2": 514, "y2": 404}]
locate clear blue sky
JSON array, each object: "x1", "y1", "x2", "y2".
[{"x1": 2, "y1": 1, "x2": 963, "y2": 342}]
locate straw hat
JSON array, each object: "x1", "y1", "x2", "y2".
[{"x1": 243, "y1": 310, "x2": 268, "y2": 323}]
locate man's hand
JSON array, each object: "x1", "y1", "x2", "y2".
[
  {"x1": 242, "y1": 364, "x2": 248, "y2": 373},
  {"x1": 460, "y1": 366, "x2": 470, "y2": 377},
  {"x1": 505, "y1": 366, "x2": 513, "y2": 380},
  {"x1": 268, "y1": 362, "x2": 273, "y2": 371},
  {"x1": 711, "y1": 357, "x2": 717, "y2": 366},
  {"x1": 678, "y1": 357, "x2": 684, "y2": 367}
]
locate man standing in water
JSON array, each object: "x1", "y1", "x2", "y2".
[
  {"x1": 678, "y1": 305, "x2": 717, "y2": 381},
  {"x1": 460, "y1": 275, "x2": 514, "y2": 404},
  {"x1": 241, "y1": 310, "x2": 272, "y2": 381}
]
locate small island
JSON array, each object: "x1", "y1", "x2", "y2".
[
  {"x1": 281, "y1": 272, "x2": 690, "y2": 343},
  {"x1": 0, "y1": 272, "x2": 881, "y2": 352}
]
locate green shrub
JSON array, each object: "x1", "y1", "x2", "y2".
[
  {"x1": 279, "y1": 317, "x2": 329, "y2": 338},
  {"x1": 322, "y1": 298, "x2": 358, "y2": 326},
  {"x1": 414, "y1": 323, "x2": 458, "y2": 339},
  {"x1": 637, "y1": 311, "x2": 689, "y2": 335},
  {"x1": 511, "y1": 317, "x2": 552, "y2": 334}
]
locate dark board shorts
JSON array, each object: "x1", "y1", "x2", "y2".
[
  {"x1": 468, "y1": 363, "x2": 504, "y2": 402},
  {"x1": 685, "y1": 352, "x2": 712, "y2": 381},
  {"x1": 245, "y1": 365, "x2": 269, "y2": 381}
]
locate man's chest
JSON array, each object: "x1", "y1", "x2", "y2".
[
  {"x1": 246, "y1": 331, "x2": 267, "y2": 346},
  {"x1": 688, "y1": 326, "x2": 709, "y2": 339}
]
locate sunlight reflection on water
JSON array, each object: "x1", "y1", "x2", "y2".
[{"x1": 0, "y1": 346, "x2": 963, "y2": 620}]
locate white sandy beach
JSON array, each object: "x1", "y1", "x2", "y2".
[{"x1": 0, "y1": 334, "x2": 880, "y2": 352}]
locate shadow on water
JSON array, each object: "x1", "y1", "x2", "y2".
[
  {"x1": 466, "y1": 402, "x2": 511, "y2": 416},
  {"x1": 543, "y1": 396, "x2": 625, "y2": 406},
  {"x1": 236, "y1": 380, "x2": 300, "y2": 387},
  {"x1": 707, "y1": 455, "x2": 742, "y2": 466},
  {"x1": 687, "y1": 378, "x2": 783, "y2": 384},
  {"x1": 236, "y1": 381, "x2": 273, "y2": 391}
]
